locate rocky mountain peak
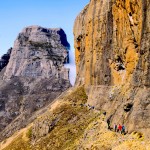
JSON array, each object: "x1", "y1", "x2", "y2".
[
  {"x1": 4, "y1": 26, "x2": 70, "y2": 80},
  {"x1": 0, "y1": 26, "x2": 71, "y2": 141}
]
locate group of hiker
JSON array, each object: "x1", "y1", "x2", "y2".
[
  {"x1": 107, "y1": 119, "x2": 126, "y2": 134},
  {"x1": 80, "y1": 103, "x2": 95, "y2": 110},
  {"x1": 114, "y1": 123, "x2": 126, "y2": 134},
  {"x1": 80, "y1": 104, "x2": 126, "y2": 135}
]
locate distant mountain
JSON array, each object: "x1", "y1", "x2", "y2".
[{"x1": 0, "y1": 26, "x2": 71, "y2": 141}]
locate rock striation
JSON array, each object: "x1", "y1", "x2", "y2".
[
  {"x1": 0, "y1": 26, "x2": 71, "y2": 141},
  {"x1": 74, "y1": 0, "x2": 150, "y2": 138}
]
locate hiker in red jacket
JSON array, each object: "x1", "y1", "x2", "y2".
[{"x1": 118, "y1": 124, "x2": 122, "y2": 133}]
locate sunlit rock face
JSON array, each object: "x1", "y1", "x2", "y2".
[
  {"x1": 0, "y1": 26, "x2": 71, "y2": 141},
  {"x1": 4, "y1": 26, "x2": 70, "y2": 80},
  {"x1": 74, "y1": 0, "x2": 150, "y2": 138}
]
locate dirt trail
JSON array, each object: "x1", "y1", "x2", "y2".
[
  {"x1": 0, "y1": 87, "x2": 74, "y2": 150},
  {"x1": 0, "y1": 124, "x2": 32, "y2": 150}
]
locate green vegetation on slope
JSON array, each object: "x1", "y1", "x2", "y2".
[
  {"x1": 3, "y1": 87, "x2": 99, "y2": 150},
  {"x1": 3, "y1": 87, "x2": 150, "y2": 150}
]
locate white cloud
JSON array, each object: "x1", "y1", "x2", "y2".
[{"x1": 65, "y1": 48, "x2": 76, "y2": 86}]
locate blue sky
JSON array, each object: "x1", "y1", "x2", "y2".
[
  {"x1": 0, "y1": 0, "x2": 89, "y2": 84},
  {"x1": 0, "y1": 0, "x2": 89, "y2": 55}
]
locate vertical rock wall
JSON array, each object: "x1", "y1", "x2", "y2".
[
  {"x1": 74, "y1": 0, "x2": 113, "y2": 86},
  {"x1": 74, "y1": 0, "x2": 150, "y2": 138},
  {"x1": 74, "y1": 0, "x2": 146, "y2": 86}
]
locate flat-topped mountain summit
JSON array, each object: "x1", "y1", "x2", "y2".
[{"x1": 4, "y1": 26, "x2": 70, "y2": 80}]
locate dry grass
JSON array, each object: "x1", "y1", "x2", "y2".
[
  {"x1": 2, "y1": 87, "x2": 150, "y2": 150},
  {"x1": 3, "y1": 87, "x2": 98, "y2": 150}
]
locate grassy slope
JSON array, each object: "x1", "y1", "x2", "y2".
[{"x1": 2, "y1": 87, "x2": 150, "y2": 150}]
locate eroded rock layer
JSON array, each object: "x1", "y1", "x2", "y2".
[
  {"x1": 0, "y1": 26, "x2": 71, "y2": 141},
  {"x1": 74, "y1": 0, "x2": 150, "y2": 138}
]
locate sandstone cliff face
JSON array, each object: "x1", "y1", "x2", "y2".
[
  {"x1": 0, "y1": 26, "x2": 70, "y2": 141},
  {"x1": 74, "y1": 0, "x2": 150, "y2": 138}
]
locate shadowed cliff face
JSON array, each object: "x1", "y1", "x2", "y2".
[
  {"x1": 0, "y1": 48, "x2": 12, "y2": 72},
  {"x1": 57, "y1": 29, "x2": 70, "y2": 50},
  {"x1": 0, "y1": 26, "x2": 71, "y2": 141},
  {"x1": 74, "y1": 0, "x2": 150, "y2": 138}
]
